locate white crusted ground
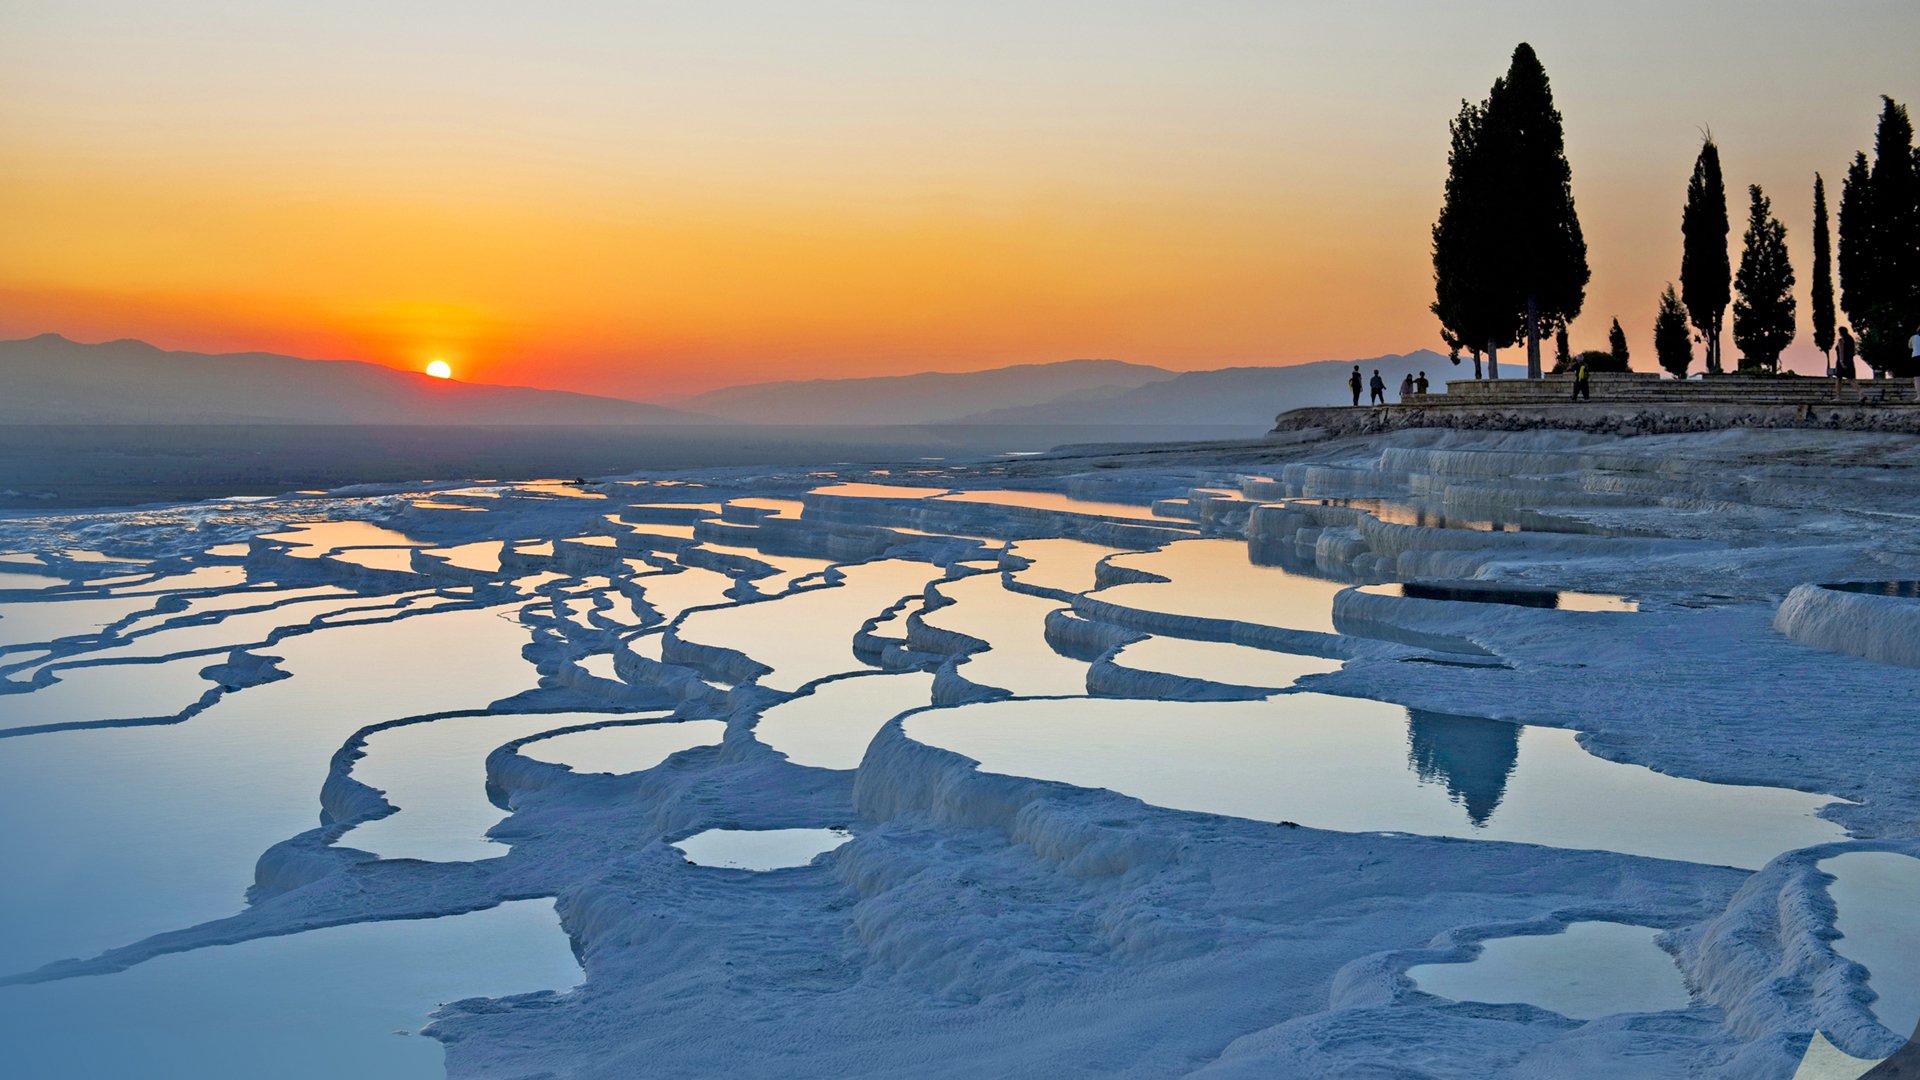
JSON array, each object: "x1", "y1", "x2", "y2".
[{"x1": 0, "y1": 430, "x2": 1916, "y2": 1079}]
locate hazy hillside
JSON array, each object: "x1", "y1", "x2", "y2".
[
  {"x1": 674, "y1": 359, "x2": 1177, "y2": 425},
  {"x1": 945, "y1": 351, "x2": 1458, "y2": 430},
  {"x1": 0, "y1": 335, "x2": 703, "y2": 425}
]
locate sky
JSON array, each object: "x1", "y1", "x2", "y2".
[{"x1": 3, "y1": 1, "x2": 1917, "y2": 399}]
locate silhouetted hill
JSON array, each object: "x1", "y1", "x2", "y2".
[
  {"x1": 943, "y1": 351, "x2": 1456, "y2": 430},
  {"x1": 0, "y1": 335, "x2": 704, "y2": 425},
  {"x1": 673, "y1": 359, "x2": 1178, "y2": 425}
]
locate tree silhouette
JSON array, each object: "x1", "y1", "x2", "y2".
[
  {"x1": 1431, "y1": 100, "x2": 1516, "y2": 379},
  {"x1": 1839, "y1": 97, "x2": 1920, "y2": 377},
  {"x1": 1654, "y1": 283, "x2": 1692, "y2": 378},
  {"x1": 1681, "y1": 136, "x2": 1731, "y2": 375},
  {"x1": 1482, "y1": 43, "x2": 1589, "y2": 379},
  {"x1": 1608, "y1": 318, "x2": 1630, "y2": 367},
  {"x1": 1811, "y1": 173, "x2": 1836, "y2": 368},
  {"x1": 1733, "y1": 185, "x2": 1797, "y2": 372}
]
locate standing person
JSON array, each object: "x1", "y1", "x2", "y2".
[
  {"x1": 1910, "y1": 324, "x2": 1920, "y2": 400},
  {"x1": 1414, "y1": 371, "x2": 1430, "y2": 396},
  {"x1": 1348, "y1": 365, "x2": 1363, "y2": 406},
  {"x1": 1369, "y1": 370, "x2": 1386, "y2": 405},
  {"x1": 1397, "y1": 373, "x2": 1414, "y2": 402},
  {"x1": 1835, "y1": 326, "x2": 1856, "y2": 398},
  {"x1": 1570, "y1": 358, "x2": 1591, "y2": 401}
]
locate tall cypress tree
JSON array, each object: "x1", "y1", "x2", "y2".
[
  {"x1": 1811, "y1": 173, "x2": 1836, "y2": 367},
  {"x1": 1654, "y1": 284, "x2": 1692, "y2": 378},
  {"x1": 1839, "y1": 149, "x2": 1874, "y2": 366},
  {"x1": 1431, "y1": 99, "x2": 1516, "y2": 380},
  {"x1": 1732, "y1": 185, "x2": 1796, "y2": 372},
  {"x1": 1681, "y1": 137, "x2": 1731, "y2": 375},
  {"x1": 1839, "y1": 98, "x2": 1920, "y2": 377},
  {"x1": 1608, "y1": 318, "x2": 1630, "y2": 367},
  {"x1": 1482, "y1": 43, "x2": 1588, "y2": 380},
  {"x1": 1553, "y1": 321, "x2": 1572, "y2": 371}
]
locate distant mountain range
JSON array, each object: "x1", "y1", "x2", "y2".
[
  {"x1": 940, "y1": 352, "x2": 1454, "y2": 428},
  {"x1": 673, "y1": 359, "x2": 1178, "y2": 425},
  {"x1": 0, "y1": 335, "x2": 702, "y2": 425},
  {"x1": 2, "y1": 334, "x2": 1453, "y2": 433}
]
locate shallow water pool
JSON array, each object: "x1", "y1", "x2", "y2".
[
  {"x1": 756, "y1": 671, "x2": 936, "y2": 769},
  {"x1": 1362, "y1": 582, "x2": 1637, "y2": 612},
  {"x1": 0, "y1": 604, "x2": 539, "y2": 975},
  {"x1": 1822, "y1": 851, "x2": 1920, "y2": 1038},
  {"x1": 903, "y1": 694, "x2": 1844, "y2": 868},
  {"x1": 673, "y1": 827, "x2": 853, "y2": 870},
  {"x1": 1092, "y1": 539, "x2": 1348, "y2": 634},
  {"x1": 1111, "y1": 636, "x2": 1342, "y2": 689},
  {"x1": 0, "y1": 900, "x2": 579, "y2": 1080},
  {"x1": 521, "y1": 716, "x2": 725, "y2": 775},
  {"x1": 1408, "y1": 920, "x2": 1690, "y2": 1019},
  {"x1": 675, "y1": 559, "x2": 939, "y2": 691}
]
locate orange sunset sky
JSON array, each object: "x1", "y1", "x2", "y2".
[{"x1": 3, "y1": 2, "x2": 1917, "y2": 399}]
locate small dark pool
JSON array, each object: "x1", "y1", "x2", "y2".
[
  {"x1": 1826, "y1": 581, "x2": 1920, "y2": 600},
  {"x1": 1364, "y1": 582, "x2": 1637, "y2": 612}
]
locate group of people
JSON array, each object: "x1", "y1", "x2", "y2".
[
  {"x1": 1831, "y1": 325, "x2": 1920, "y2": 398},
  {"x1": 1344, "y1": 325, "x2": 1920, "y2": 409},
  {"x1": 1348, "y1": 366, "x2": 1429, "y2": 406}
]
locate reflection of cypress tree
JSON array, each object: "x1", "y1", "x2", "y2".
[{"x1": 1406, "y1": 710, "x2": 1522, "y2": 827}]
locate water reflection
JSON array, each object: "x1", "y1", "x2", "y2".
[{"x1": 1406, "y1": 710, "x2": 1520, "y2": 827}]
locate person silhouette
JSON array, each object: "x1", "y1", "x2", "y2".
[
  {"x1": 1836, "y1": 326, "x2": 1856, "y2": 385},
  {"x1": 1910, "y1": 323, "x2": 1919, "y2": 399},
  {"x1": 1369, "y1": 370, "x2": 1386, "y2": 405},
  {"x1": 1348, "y1": 365, "x2": 1363, "y2": 406},
  {"x1": 1414, "y1": 371, "x2": 1430, "y2": 395}
]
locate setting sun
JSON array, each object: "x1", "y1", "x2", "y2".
[{"x1": 425, "y1": 359, "x2": 452, "y2": 380}]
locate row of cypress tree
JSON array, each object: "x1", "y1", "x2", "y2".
[
  {"x1": 1838, "y1": 99, "x2": 1920, "y2": 378},
  {"x1": 1433, "y1": 45, "x2": 1919, "y2": 380},
  {"x1": 1661, "y1": 139, "x2": 1800, "y2": 378},
  {"x1": 1664, "y1": 99, "x2": 1916, "y2": 379}
]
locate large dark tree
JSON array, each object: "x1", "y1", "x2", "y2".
[
  {"x1": 1839, "y1": 97, "x2": 1920, "y2": 377},
  {"x1": 1431, "y1": 100, "x2": 1517, "y2": 379},
  {"x1": 1481, "y1": 43, "x2": 1589, "y2": 379},
  {"x1": 1811, "y1": 173, "x2": 1836, "y2": 366},
  {"x1": 1654, "y1": 283, "x2": 1692, "y2": 378},
  {"x1": 1732, "y1": 185, "x2": 1797, "y2": 372},
  {"x1": 1608, "y1": 317, "x2": 1630, "y2": 367},
  {"x1": 1681, "y1": 137, "x2": 1731, "y2": 374}
]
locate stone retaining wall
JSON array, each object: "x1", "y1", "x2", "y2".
[
  {"x1": 1439, "y1": 373, "x2": 1916, "y2": 406},
  {"x1": 1273, "y1": 401, "x2": 1920, "y2": 439}
]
